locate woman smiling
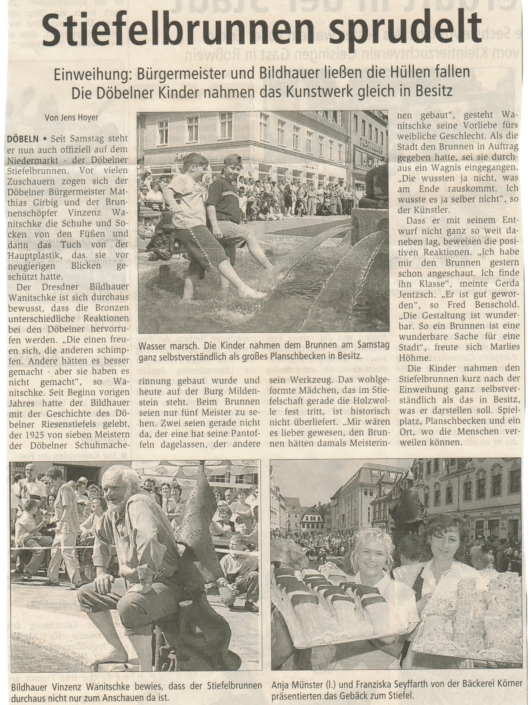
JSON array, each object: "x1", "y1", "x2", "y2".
[
  {"x1": 329, "y1": 528, "x2": 418, "y2": 670},
  {"x1": 402, "y1": 514, "x2": 479, "y2": 669}
]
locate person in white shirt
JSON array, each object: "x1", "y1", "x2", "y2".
[
  {"x1": 15, "y1": 499, "x2": 53, "y2": 581},
  {"x1": 45, "y1": 467, "x2": 83, "y2": 589},
  {"x1": 329, "y1": 528, "x2": 418, "y2": 670},
  {"x1": 15, "y1": 464, "x2": 47, "y2": 510},
  {"x1": 401, "y1": 514, "x2": 478, "y2": 669},
  {"x1": 218, "y1": 535, "x2": 259, "y2": 613}
]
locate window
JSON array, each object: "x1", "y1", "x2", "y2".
[
  {"x1": 492, "y1": 474, "x2": 502, "y2": 497},
  {"x1": 293, "y1": 126, "x2": 300, "y2": 151},
  {"x1": 338, "y1": 144, "x2": 343, "y2": 163},
  {"x1": 445, "y1": 485, "x2": 453, "y2": 505},
  {"x1": 426, "y1": 461, "x2": 432, "y2": 476},
  {"x1": 209, "y1": 474, "x2": 226, "y2": 483},
  {"x1": 375, "y1": 128, "x2": 379, "y2": 143},
  {"x1": 258, "y1": 163, "x2": 271, "y2": 181},
  {"x1": 186, "y1": 116, "x2": 198, "y2": 143},
  {"x1": 157, "y1": 119, "x2": 169, "y2": 146},
  {"x1": 306, "y1": 131, "x2": 313, "y2": 154},
  {"x1": 475, "y1": 520, "x2": 484, "y2": 539},
  {"x1": 260, "y1": 113, "x2": 270, "y2": 141},
  {"x1": 369, "y1": 124, "x2": 373, "y2": 140},
  {"x1": 381, "y1": 132, "x2": 384, "y2": 145},
  {"x1": 362, "y1": 119, "x2": 366, "y2": 136},
  {"x1": 219, "y1": 112, "x2": 232, "y2": 140},
  {"x1": 510, "y1": 469, "x2": 521, "y2": 493},
  {"x1": 464, "y1": 481, "x2": 472, "y2": 501},
  {"x1": 433, "y1": 459, "x2": 439, "y2": 473},
  {"x1": 477, "y1": 477, "x2": 486, "y2": 499},
  {"x1": 354, "y1": 114, "x2": 358, "y2": 132},
  {"x1": 277, "y1": 120, "x2": 286, "y2": 146},
  {"x1": 329, "y1": 140, "x2": 334, "y2": 160},
  {"x1": 434, "y1": 489, "x2": 441, "y2": 506}
]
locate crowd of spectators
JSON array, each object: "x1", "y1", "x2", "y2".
[
  {"x1": 137, "y1": 167, "x2": 361, "y2": 225},
  {"x1": 11, "y1": 464, "x2": 260, "y2": 592},
  {"x1": 270, "y1": 526, "x2": 522, "y2": 576}
]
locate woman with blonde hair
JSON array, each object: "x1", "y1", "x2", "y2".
[{"x1": 329, "y1": 527, "x2": 418, "y2": 670}]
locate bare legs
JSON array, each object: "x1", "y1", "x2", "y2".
[
  {"x1": 87, "y1": 612, "x2": 152, "y2": 671},
  {"x1": 86, "y1": 611, "x2": 129, "y2": 669},
  {"x1": 246, "y1": 233, "x2": 274, "y2": 272},
  {"x1": 217, "y1": 260, "x2": 266, "y2": 299}
]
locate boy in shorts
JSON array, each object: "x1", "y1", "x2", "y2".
[
  {"x1": 206, "y1": 154, "x2": 274, "y2": 289},
  {"x1": 163, "y1": 153, "x2": 265, "y2": 302}
]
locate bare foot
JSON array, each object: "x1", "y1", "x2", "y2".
[
  {"x1": 90, "y1": 647, "x2": 129, "y2": 671},
  {"x1": 238, "y1": 287, "x2": 267, "y2": 299}
]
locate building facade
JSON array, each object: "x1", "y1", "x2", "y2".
[
  {"x1": 270, "y1": 469, "x2": 287, "y2": 532},
  {"x1": 349, "y1": 110, "x2": 388, "y2": 191},
  {"x1": 411, "y1": 457, "x2": 521, "y2": 541},
  {"x1": 330, "y1": 463, "x2": 404, "y2": 533},
  {"x1": 138, "y1": 110, "x2": 350, "y2": 185},
  {"x1": 300, "y1": 504, "x2": 326, "y2": 534},
  {"x1": 284, "y1": 497, "x2": 302, "y2": 533}
]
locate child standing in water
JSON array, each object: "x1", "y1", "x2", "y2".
[{"x1": 163, "y1": 153, "x2": 265, "y2": 302}]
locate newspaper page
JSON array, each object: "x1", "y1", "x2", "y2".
[{"x1": 5, "y1": 0, "x2": 525, "y2": 704}]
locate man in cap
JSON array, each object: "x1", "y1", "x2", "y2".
[{"x1": 206, "y1": 153, "x2": 274, "y2": 287}]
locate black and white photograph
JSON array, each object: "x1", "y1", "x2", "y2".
[
  {"x1": 136, "y1": 110, "x2": 389, "y2": 334},
  {"x1": 270, "y1": 457, "x2": 522, "y2": 670},
  {"x1": 10, "y1": 460, "x2": 261, "y2": 672}
]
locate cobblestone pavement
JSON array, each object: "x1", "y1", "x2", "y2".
[{"x1": 11, "y1": 578, "x2": 261, "y2": 672}]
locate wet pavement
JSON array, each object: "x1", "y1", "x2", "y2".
[{"x1": 137, "y1": 216, "x2": 389, "y2": 334}]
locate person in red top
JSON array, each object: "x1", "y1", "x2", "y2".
[{"x1": 206, "y1": 154, "x2": 274, "y2": 289}]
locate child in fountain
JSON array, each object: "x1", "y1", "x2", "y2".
[
  {"x1": 163, "y1": 153, "x2": 266, "y2": 302},
  {"x1": 206, "y1": 154, "x2": 274, "y2": 290}
]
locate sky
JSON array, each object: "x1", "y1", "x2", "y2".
[{"x1": 271, "y1": 458, "x2": 413, "y2": 508}]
